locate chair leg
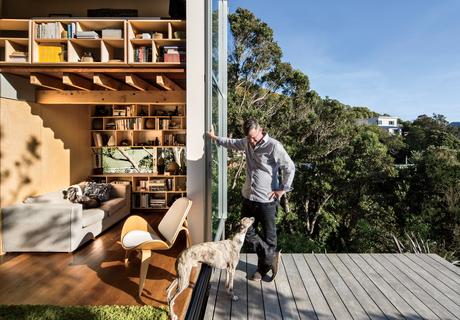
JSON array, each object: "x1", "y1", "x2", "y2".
[
  {"x1": 138, "y1": 249, "x2": 152, "y2": 297},
  {"x1": 124, "y1": 250, "x2": 131, "y2": 266}
]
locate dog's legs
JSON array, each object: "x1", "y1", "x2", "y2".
[{"x1": 226, "y1": 265, "x2": 238, "y2": 301}]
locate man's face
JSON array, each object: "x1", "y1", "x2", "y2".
[{"x1": 247, "y1": 127, "x2": 263, "y2": 147}]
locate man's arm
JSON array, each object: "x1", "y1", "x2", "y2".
[
  {"x1": 207, "y1": 126, "x2": 246, "y2": 151},
  {"x1": 274, "y1": 142, "x2": 296, "y2": 191}
]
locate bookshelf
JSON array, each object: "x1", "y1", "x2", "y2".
[
  {"x1": 0, "y1": 18, "x2": 185, "y2": 65},
  {"x1": 0, "y1": 19, "x2": 30, "y2": 63},
  {"x1": 89, "y1": 104, "x2": 187, "y2": 211}
]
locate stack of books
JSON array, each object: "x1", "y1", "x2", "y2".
[
  {"x1": 76, "y1": 31, "x2": 99, "y2": 39},
  {"x1": 149, "y1": 179, "x2": 166, "y2": 191},
  {"x1": 9, "y1": 51, "x2": 28, "y2": 62},
  {"x1": 134, "y1": 46, "x2": 152, "y2": 62},
  {"x1": 149, "y1": 197, "x2": 166, "y2": 208}
]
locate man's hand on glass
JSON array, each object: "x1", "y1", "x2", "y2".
[
  {"x1": 207, "y1": 124, "x2": 217, "y2": 141},
  {"x1": 268, "y1": 190, "x2": 286, "y2": 201}
]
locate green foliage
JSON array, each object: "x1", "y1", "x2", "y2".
[
  {"x1": 0, "y1": 305, "x2": 168, "y2": 320},
  {"x1": 226, "y1": 8, "x2": 460, "y2": 261}
]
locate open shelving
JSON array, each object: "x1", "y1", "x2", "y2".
[
  {"x1": 0, "y1": 19, "x2": 30, "y2": 63},
  {"x1": 90, "y1": 104, "x2": 187, "y2": 211},
  {"x1": 0, "y1": 18, "x2": 185, "y2": 66}
]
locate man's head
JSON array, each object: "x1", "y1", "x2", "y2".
[{"x1": 243, "y1": 118, "x2": 264, "y2": 147}]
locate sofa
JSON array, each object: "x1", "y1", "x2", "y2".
[{"x1": 1, "y1": 182, "x2": 131, "y2": 253}]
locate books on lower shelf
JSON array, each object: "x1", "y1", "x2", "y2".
[{"x1": 138, "y1": 194, "x2": 166, "y2": 208}]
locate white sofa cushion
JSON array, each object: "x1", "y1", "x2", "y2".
[
  {"x1": 82, "y1": 208, "x2": 107, "y2": 228},
  {"x1": 122, "y1": 230, "x2": 161, "y2": 249}
]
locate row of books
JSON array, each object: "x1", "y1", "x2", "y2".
[
  {"x1": 138, "y1": 194, "x2": 166, "y2": 208},
  {"x1": 36, "y1": 22, "x2": 61, "y2": 39},
  {"x1": 113, "y1": 119, "x2": 138, "y2": 130},
  {"x1": 134, "y1": 46, "x2": 153, "y2": 62}
]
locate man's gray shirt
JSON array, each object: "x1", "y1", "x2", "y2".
[{"x1": 216, "y1": 133, "x2": 295, "y2": 203}]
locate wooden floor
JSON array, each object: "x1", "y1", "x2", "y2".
[
  {"x1": 205, "y1": 253, "x2": 460, "y2": 320},
  {"x1": 0, "y1": 214, "x2": 198, "y2": 320}
]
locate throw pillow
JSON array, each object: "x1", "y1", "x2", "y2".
[{"x1": 83, "y1": 182, "x2": 112, "y2": 202}]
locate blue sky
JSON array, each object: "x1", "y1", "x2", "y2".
[{"x1": 229, "y1": 1, "x2": 460, "y2": 122}]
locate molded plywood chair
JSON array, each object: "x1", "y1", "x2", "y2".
[{"x1": 120, "y1": 197, "x2": 192, "y2": 296}]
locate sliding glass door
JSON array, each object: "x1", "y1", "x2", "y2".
[{"x1": 207, "y1": 0, "x2": 228, "y2": 241}]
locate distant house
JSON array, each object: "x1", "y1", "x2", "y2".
[{"x1": 357, "y1": 115, "x2": 402, "y2": 135}]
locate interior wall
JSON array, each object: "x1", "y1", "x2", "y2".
[
  {"x1": 0, "y1": 98, "x2": 92, "y2": 207},
  {"x1": 2, "y1": 0, "x2": 169, "y2": 18},
  {"x1": 186, "y1": 0, "x2": 207, "y2": 243}
]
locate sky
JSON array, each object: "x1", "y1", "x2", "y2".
[{"x1": 228, "y1": 0, "x2": 460, "y2": 122}]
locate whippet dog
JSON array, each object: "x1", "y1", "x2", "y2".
[{"x1": 166, "y1": 216, "x2": 255, "y2": 320}]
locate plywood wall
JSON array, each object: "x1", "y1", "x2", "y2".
[{"x1": 0, "y1": 98, "x2": 92, "y2": 207}]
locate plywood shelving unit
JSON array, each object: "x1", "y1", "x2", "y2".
[
  {"x1": 0, "y1": 18, "x2": 186, "y2": 66},
  {"x1": 89, "y1": 104, "x2": 187, "y2": 210}
]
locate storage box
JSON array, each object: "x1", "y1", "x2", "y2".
[{"x1": 102, "y1": 29, "x2": 123, "y2": 39}]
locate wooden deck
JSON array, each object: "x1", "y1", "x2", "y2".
[
  {"x1": 204, "y1": 253, "x2": 460, "y2": 320},
  {"x1": 0, "y1": 214, "x2": 198, "y2": 320}
]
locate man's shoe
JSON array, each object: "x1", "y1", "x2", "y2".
[
  {"x1": 271, "y1": 250, "x2": 282, "y2": 281},
  {"x1": 250, "y1": 271, "x2": 262, "y2": 281}
]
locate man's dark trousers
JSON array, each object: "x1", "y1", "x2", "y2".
[{"x1": 241, "y1": 197, "x2": 278, "y2": 275}]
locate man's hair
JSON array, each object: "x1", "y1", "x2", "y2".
[{"x1": 243, "y1": 118, "x2": 260, "y2": 136}]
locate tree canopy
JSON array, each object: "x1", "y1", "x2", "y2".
[{"x1": 224, "y1": 8, "x2": 460, "y2": 261}]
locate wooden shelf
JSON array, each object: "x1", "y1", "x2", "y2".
[
  {"x1": 90, "y1": 104, "x2": 187, "y2": 211},
  {"x1": 91, "y1": 174, "x2": 186, "y2": 177}
]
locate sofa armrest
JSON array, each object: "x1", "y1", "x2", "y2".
[{"x1": 2, "y1": 203, "x2": 83, "y2": 252}]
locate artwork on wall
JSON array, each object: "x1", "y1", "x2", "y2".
[{"x1": 101, "y1": 147, "x2": 185, "y2": 174}]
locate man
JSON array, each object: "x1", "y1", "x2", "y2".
[{"x1": 208, "y1": 118, "x2": 295, "y2": 281}]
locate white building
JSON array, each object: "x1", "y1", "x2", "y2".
[{"x1": 365, "y1": 116, "x2": 402, "y2": 135}]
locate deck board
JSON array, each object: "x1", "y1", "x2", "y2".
[
  {"x1": 230, "y1": 253, "x2": 248, "y2": 320},
  {"x1": 372, "y1": 254, "x2": 456, "y2": 320},
  {"x1": 205, "y1": 253, "x2": 460, "y2": 320},
  {"x1": 315, "y1": 254, "x2": 369, "y2": 319}
]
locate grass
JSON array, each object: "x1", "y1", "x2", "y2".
[{"x1": 0, "y1": 305, "x2": 169, "y2": 320}]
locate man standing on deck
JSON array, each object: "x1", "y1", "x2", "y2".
[{"x1": 207, "y1": 118, "x2": 295, "y2": 281}]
